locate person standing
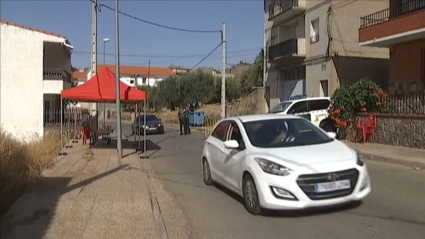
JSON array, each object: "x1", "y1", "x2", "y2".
[
  {"x1": 178, "y1": 108, "x2": 186, "y2": 135},
  {"x1": 184, "y1": 107, "x2": 191, "y2": 135}
]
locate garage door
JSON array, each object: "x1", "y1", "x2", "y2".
[{"x1": 283, "y1": 79, "x2": 305, "y2": 101}]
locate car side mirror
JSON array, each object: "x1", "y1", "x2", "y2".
[
  {"x1": 158, "y1": 118, "x2": 162, "y2": 121},
  {"x1": 327, "y1": 132, "x2": 337, "y2": 139},
  {"x1": 224, "y1": 140, "x2": 240, "y2": 149}
]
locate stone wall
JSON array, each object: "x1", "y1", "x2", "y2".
[{"x1": 345, "y1": 113, "x2": 425, "y2": 149}]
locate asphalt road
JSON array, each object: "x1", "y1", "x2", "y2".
[{"x1": 114, "y1": 121, "x2": 425, "y2": 239}]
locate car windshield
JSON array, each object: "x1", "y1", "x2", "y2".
[
  {"x1": 270, "y1": 102, "x2": 292, "y2": 113},
  {"x1": 137, "y1": 115, "x2": 158, "y2": 122},
  {"x1": 243, "y1": 118, "x2": 333, "y2": 148}
]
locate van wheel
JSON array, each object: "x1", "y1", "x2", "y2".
[{"x1": 319, "y1": 119, "x2": 335, "y2": 132}]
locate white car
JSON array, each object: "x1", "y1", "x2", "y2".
[
  {"x1": 269, "y1": 97, "x2": 336, "y2": 133},
  {"x1": 201, "y1": 114, "x2": 371, "y2": 215}
]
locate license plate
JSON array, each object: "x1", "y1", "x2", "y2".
[
  {"x1": 314, "y1": 180, "x2": 351, "y2": 193},
  {"x1": 149, "y1": 128, "x2": 156, "y2": 130}
]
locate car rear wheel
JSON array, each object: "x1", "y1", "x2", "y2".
[
  {"x1": 202, "y1": 158, "x2": 213, "y2": 186},
  {"x1": 242, "y1": 174, "x2": 262, "y2": 215}
]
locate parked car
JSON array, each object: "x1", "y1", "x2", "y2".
[
  {"x1": 201, "y1": 114, "x2": 371, "y2": 215},
  {"x1": 131, "y1": 114, "x2": 164, "y2": 135},
  {"x1": 269, "y1": 97, "x2": 337, "y2": 134}
]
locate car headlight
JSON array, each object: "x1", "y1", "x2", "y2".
[
  {"x1": 254, "y1": 157, "x2": 292, "y2": 176},
  {"x1": 356, "y1": 152, "x2": 364, "y2": 166}
]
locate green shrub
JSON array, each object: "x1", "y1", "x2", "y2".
[{"x1": 328, "y1": 79, "x2": 394, "y2": 128}]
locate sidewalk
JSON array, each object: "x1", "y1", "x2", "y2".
[
  {"x1": 1, "y1": 141, "x2": 192, "y2": 239},
  {"x1": 343, "y1": 140, "x2": 425, "y2": 169}
]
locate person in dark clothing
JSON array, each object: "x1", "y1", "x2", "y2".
[
  {"x1": 184, "y1": 108, "x2": 191, "y2": 135},
  {"x1": 178, "y1": 108, "x2": 186, "y2": 135}
]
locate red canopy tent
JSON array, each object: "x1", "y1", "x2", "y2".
[
  {"x1": 58, "y1": 66, "x2": 147, "y2": 157},
  {"x1": 61, "y1": 67, "x2": 146, "y2": 103}
]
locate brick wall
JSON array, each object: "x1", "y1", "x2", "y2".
[
  {"x1": 390, "y1": 39, "x2": 425, "y2": 83},
  {"x1": 359, "y1": 9, "x2": 425, "y2": 42}
]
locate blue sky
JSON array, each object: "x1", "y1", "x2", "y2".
[{"x1": 1, "y1": 0, "x2": 264, "y2": 69}]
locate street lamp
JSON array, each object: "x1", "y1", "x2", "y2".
[{"x1": 102, "y1": 38, "x2": 110, "y2": 124}]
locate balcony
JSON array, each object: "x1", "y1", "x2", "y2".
[
  {"x1": 268, "y1": 0, "x2": 306, "y2": 22},
  {"x1": 43, "y1": 68, "x2": 71, "y2": 82},
  {"x1": 359, "y1": 0, "x2": 425, "y2": 47},
  {"x1": 43, "y1": 68, "x2": 72, "y2": 94},
  {"x1": 268, "y1": 38, "x2": 306, "y2": 61}
]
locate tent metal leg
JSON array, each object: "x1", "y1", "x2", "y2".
[
  {"x1": 137, "y1": 102, "x2": 141, "y2": 153},
  {"x1": 59, "y1": 97, "x2": 67, "y2": 156},
  {"x1": 141, "y1": 100, "x2": 148, "y2": 159},
  {"x1": 66, "y1": 107, "x2": 73, "y2": 149}
]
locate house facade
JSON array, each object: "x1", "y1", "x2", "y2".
[
  {"x1": 0, "y1": 20, "x2": 73, "y2": 140},
  {"x1": 359, "y1": 0, "x2": 425, "y2": 95},
  {"x1": 264, "y1": 0, "x2": 390, "y2": 110}
]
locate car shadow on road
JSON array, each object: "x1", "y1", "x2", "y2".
[
  {"x1": 213, "y1": 182, "x2": 362, "y2": 218},
  {"x1": 0, "y1": 165, "x2": 128, "y2": 239}
]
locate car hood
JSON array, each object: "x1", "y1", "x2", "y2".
[
  {"x1": 251, "y1": 140, "x2": 355, "y2": 166},
  {"x1": 138, "y1": 120, "x2": 162, "y2": 125}
]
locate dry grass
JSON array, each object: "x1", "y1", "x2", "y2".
[{"x1": 0, "y1": 129, "x2": 63, "y2": 215}]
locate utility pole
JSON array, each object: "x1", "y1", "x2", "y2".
[
  {"x1": 103, "y1": 38, "x2": 110, "y2": 125},
  {"x1": 221, "y1": 22, "x2": 226, "y2": 119},
  {"x1": 115, "y1": 0, "x2": 123, "y2": 163},
  {"x1": 91, "y1": 0, "x2": 98, "y2": 118}
]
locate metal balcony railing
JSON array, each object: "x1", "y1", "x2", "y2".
[
  {"x1": 360, "y1": 0, "x2": 425, "y2": 28},
  {"x1": 268, "y1": 38, "x2": 299, "y2": 60},
  {"x1": 43, "y1": 68, "x2": 71, "y2": 82},
  {"x1": 269, "y1": 0, "x2": 299, "y2": 20}
]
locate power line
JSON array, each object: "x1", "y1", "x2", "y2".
[
  {"x1": 91, "y1": 0, "x2": 221, "y2": 34},
  {"x1": 72, "y1": 47, "x2": 261, "y2": 59},
  {"x1": 189, "y1": 42, "x2": 223, "y2": 70}
]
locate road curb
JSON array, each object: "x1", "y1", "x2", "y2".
[{"x1": 359, "y1": 152, "x2": 425, "y2": 170}]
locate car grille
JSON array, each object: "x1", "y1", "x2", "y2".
[{"x1": 296, "y1": 168, "x2": 359, "y2": 200}]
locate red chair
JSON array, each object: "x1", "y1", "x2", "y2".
[
  {"x1": 82, "y1": 126, "x2": 91, "y2": 145},
  {"x1": 355, "y1": 114, "x2": 377, "y2": 143}
]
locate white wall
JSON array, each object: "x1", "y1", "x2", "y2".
[{"x1": 0, "y1": 23, "x2": 67, "y2": 141}]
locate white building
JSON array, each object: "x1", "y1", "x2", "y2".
[
  {"x1": 87, "y1": 64, "x2": 175, "y2": 88},
  {"x1": 0, "y1": 20, "x2": 73, "y2": 141},
  {"x1": 264, "y1": 0, "x2": 390, "y2": 110}
]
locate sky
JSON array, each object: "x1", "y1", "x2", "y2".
[{"x1": 1, "y1": 0, "x2": 264, "y2": 69}]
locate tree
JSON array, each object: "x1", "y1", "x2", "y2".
[{"x1": 239, "y1": 50, "x2": 263, "y2": 95}]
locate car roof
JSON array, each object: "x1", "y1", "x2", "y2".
[
  {"x1": 281, "y1": 97, "x2": 331, "y2": 104},
  {"x1": 224, "y1": 114, "x2": 301, "y2": 123}
]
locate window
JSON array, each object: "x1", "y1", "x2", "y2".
[
  {"x1": 283, "y1": 67, "x2": 305, "y2": 81},
  {"x1": 243, "y1": 118, "x2": 333, "y2": 148},
  {"x1": 270, "y1": 102, "x2": 292, "y2": 113},
  {"x1": 130, "y1": 80, "x2": 134, "y2": 84},
  {"x1": 288, "y1": 101, "x2": 308, "y2": 114},
  {"x1": 136, "y1": 115, "x2": 159, "y2": 123},
  {"x1": 227, "y1": 122, "x2": 245, "y2": 149},
  {"x1": 211, "y1": 121, "x2": 230, "y2": 141},
  {"x1": 310, "y1": 18, "x2": 320, "y2": 43},
  {"x1": 309, "y1": 100, "x2": 331, "y2": 111},
  {"x1": 142, "y1": 78, "x2": 147, "y2": 84},
  {"x1": 320, "y1": 80, "x2": 329, "y2": 97}
]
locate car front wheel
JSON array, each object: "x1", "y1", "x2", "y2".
[{"x1": 242, "y1": 174, "x2": 262, "y2": 215}]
